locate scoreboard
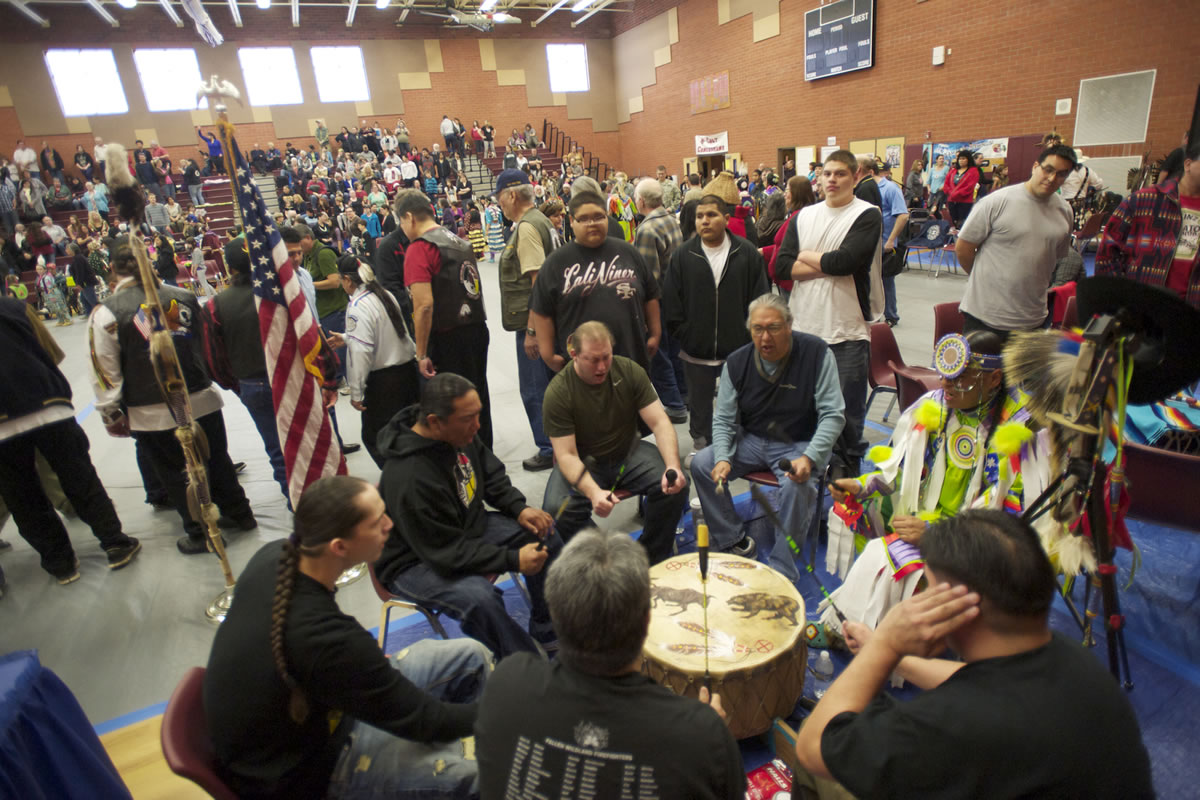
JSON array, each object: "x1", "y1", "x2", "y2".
[{"x1": 804, "y1": 0, "x2": 875, "y2": 82}]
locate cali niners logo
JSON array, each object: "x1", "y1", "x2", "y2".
[{"x1": 562, "y1": 252, "x2": 640, "y2": 298}]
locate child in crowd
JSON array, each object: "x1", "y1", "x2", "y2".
[
  {"x1": 5, "y1": 273, "x2": 28, "y2": 301},
  {"x1": 37, "y1": 262, "x2": 71, "y2": 325},
  {"x1": 484, "y1": 199, "x2": 505, "y2": 261},
  {"x1": 467, "y1": 208, "x2": 486, "y2": 259}
]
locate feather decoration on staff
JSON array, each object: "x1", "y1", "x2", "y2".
[{"x1": 180, "y1": 0, "x2": 224, "y2": 46}]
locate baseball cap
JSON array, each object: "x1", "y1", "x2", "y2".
[{"x1": 495, "y1": 169, "x2": 530, "y2": 192}]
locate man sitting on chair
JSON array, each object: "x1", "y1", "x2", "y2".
[
  {"x1": 475, "y1": 528, "x2": 745, "y2": 799},
  {"x1": 375, "y1": 373, "x2": 561, "y2": 658},
  {"x1": 796, "y1": 510, "x2": 1153, "y2": 799},
  {"x1": 690, "y1": 293, "x2": 844, "y2": 579},
  {"x1": 205, "y1": 475, "x2": 489, "y2": 800},
  {"x1": 540, "y1": 321, "x2": 689, "y2": 564}
]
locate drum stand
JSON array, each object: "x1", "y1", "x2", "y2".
[{"x1": 1021, "y1": 313, "x2": 1134, "y2": 689}]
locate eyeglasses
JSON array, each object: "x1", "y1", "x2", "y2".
[
  {"x1": 573, "y1": 214, "x2": 607, "y2": 225},
  {"x1": 1037, "y1": 162, "x2": 1073, "y2": 179},
  {"x1": 749, "y1": 323, "x2": 786, "y2": 336}
]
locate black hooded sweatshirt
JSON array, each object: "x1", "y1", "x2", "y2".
[{"x1": 375, "y1": 404, "x2": 530, "y2": 587}]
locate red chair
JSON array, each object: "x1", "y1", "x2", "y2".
[
  {"x1": 889, "y1": 360, "x2": 942, "y2": 413},
  {"x1": 932, "y1": 301, "x2": 965, "y2": 347},
  {"x1": 1061, "y1": 295, "x2": 1079, "y2": 329},
  {"x1": 1123, "y1": 442, "x2": 1200, "y2": 531},
  {"x1": 160, "y1": 667, "x2": 239, "y2": 800},
  {"x1": 867, "y1": 321, "x2": 901, "y2": 422}
]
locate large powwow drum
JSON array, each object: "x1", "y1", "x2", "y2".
[{"x1": 640, "y1": 553, "x2": 807, "y2": 739}]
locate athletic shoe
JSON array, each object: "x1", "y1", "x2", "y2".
[
  {"x1": 53, "y1": 559, "x2": 81, "y2": 585},
  {"x1": 522, "y1": 452, "x2": 553, "y2": 472},
  {"x1": 665, "y1": 406, "x2": 688, "y2": 424},
  {"x1": 104, "y1": 538, "x2": 142, "y2": 570},
  {"x1": 177, "y1": 535, "x2": 215, "y2": 555},
  {"x1": 217, "y1": 514, "x2": 258, "y2": 531},
  {"x1": 730, "y1": 535, "x2": 758, "y2": 559},
  {"x1": 233, "y1": 461, "x2": 247, "y2": 474}
]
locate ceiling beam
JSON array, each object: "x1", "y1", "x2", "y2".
[
  {"x1": 8, "y1": 0, "x2": 49, "y2": 26},
  {"x1": 84, "y1": 0, "x2": 120, "y2": 26},
  {"x1": 530, "y1": 0, "x2": 567, "y2": 28},
  {"x1": 571, "y1": 0, "x2": 611, "y2": 27},
  {"x1": 158, "y1": 0, "x2": 184, "y2": 26},
  {"x1": 227, "y1": 0, "x2": 242, "y2": 26}
]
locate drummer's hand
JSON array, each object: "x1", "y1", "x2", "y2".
[
  {"x1": 698, "y1": 686, "x2": 727, "y2": 723},
  {"x1": 711, "y1": 460, "x2": 732, "y2": 486},
  {"x1": 893, "y1": 515, "x2": 926, "y2": 544},
  {"x1": 517, "y1": 542, "x2": 549, "y2": 576},
  {"x1": 517, "y1": 506, "x2": 553, "y2": 538},
  {"x1": 589, "y1": 489, "x2": 615, "y2": 518},
  {"x1": 829, "y1": 478, "x2": 863, "y2": 503},
  {"x1": 661, "y1": 467, "x2": 686, "y2": 495},
  {"x1": 843, "y1": 620, "x2": 873, "y2": 656},
  {"x1": 785, "y1": 455, "x2": 814, "y2": 484}
]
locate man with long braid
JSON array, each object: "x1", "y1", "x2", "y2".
[
  {"x1": 204, "y1": 475, "x2": 490, "y2": 800},
  {"x1": 817, "y1": 331, "x2": 1050, "y2": 638}
]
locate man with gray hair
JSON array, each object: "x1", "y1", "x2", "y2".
[
  {"x1": 495, "y1": 168, "x2": 559, "y2": 472},
  {"x1": 475, "y1": 528, "x2": 745, "y2": 798},
  {"x1": 690, "y1": 293, "x2": 844, "y2": 574},
  {"x1": 634, "y1": 177, "x2": 688, "y2": 425}
]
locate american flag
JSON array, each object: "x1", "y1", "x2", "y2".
[{"x1": 230, "y1": 140, "x2": 346, "y2": 504}]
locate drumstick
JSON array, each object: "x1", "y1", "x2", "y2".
[
  {"x1": 693, "y1": 503, "x2": 712, "y2": 692},
  {"x1": 749, "y1": 484, "x2": 847, "y2": 624},
  {"x1": 665, "y1": 468, "x2": 678, "y2": 486},
  {"x1": 778, "y1": 458, "x2": 793, "y2": 475}
]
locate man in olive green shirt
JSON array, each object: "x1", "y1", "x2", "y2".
[{"x1": 540, "y1": 321, "x2": 688, "y2": 564}]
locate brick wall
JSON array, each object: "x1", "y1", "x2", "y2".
[
  {"x1": 3, "y1": 0, "x2": 1195, "y2": 184},
  {"x1": 618, "y1": 0, "x2": 1199, "y2": 177}
]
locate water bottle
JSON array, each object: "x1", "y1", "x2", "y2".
[{"x1": 811, "y1": 649, "x2": 834, "y2": 699}]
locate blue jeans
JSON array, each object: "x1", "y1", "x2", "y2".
[
  {"x1": 79, "y1": 286, "x2": 98, "y2": 316},
  {"x1": 827, "y1": 339, "x2": 869, "y2": 477},
  {"x1": 388, "y1": 513, "x2": 560, "y2": 658},
  {"x1": 516, "y1": 331, "x2": 553, "y2": 456},
  {"x1": 540, "y1": 440, "x2": 690, "y2": 564},
  {"x1": 326, "y1": 639, "x2": 490, "y2": 800},
  {"x1": 320, "y1": 308, "x2": 347, "y2": 380},
  {"x1": 187, "y1": 184, "x2": 205, "y2": 206},
  {"x1": 235, "y1": 377, "x2": 289, "y2": 502},
  {"x1": 690, "y1": 435, "x2": 817, "y2": 582},
  {"x1": 883, "y1": 273, "x2": 899, "y2": 322},
  {"x1": 649, "y1": 329, "x2": 686, "y2": 412}
]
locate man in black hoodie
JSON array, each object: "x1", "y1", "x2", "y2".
[{"x1": 375, "y1": 373, "x2": 561, "y2": 658}]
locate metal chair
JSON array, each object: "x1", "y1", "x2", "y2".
[
  {"x1": 867, "y1": 321, "x2": 901, "y2": 422},
  {"x1": 932, "y1": 301, "x2": 965, "y2": 346},
  {"x1": 889, "y1": 360, "x2": 942, "y2": 413},
  {"x1": 160, "y1": 667, "x2": 239, "y2": 800}
]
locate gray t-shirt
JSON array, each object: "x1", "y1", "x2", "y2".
[{"x1": 959, "y1": 184, "x2": 1072, "y2": 330}]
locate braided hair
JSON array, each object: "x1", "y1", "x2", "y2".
[
  {"x1": 270, "y1": 475, "x2": 372, "y2": 723},
  {"x1": 335, "y1": 252, "x2": 410, "y2": 340}
]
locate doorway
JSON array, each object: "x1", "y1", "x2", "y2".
[{"x1": 697, "y1": 154, "x2": 727, "y2": 181}]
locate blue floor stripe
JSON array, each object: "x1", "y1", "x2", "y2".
[
  {"x1": 93, "y1": 700, "x2": 168, "y2": 736},
  {"x1": 864, "y1": 419, "x2": 893, "y2": 435},
  {"x1": 75, "y1": 399, "x2": 95, "y2": 423}
]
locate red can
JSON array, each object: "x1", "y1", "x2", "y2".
[{"x1": 745, "y1": 758, "x2": 793, "y2": 800}]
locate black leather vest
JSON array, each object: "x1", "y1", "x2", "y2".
[
  {"x1": 102, "y1": 283, "x2": 212, "y2": 410},
  {"x1": 211, "y1": 283, "x2": 268, "y2": 380},
  {"x1": 419, "y1": 226, "x2": 486, "y2": 332}
]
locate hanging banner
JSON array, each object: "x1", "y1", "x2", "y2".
[{"x1": 695, "y1": 131, "x2": 729, "y2": 155}]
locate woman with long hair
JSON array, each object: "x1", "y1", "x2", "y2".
[
  {"x1": 154, "y1": 233, "x2": 178, "y2": 286},
  {"x1": 904, "y1": 159, "x2": 926, "y2": 209},
  {"x1": 928, "y1": 153, "x2": 950, "y2": 217},
  {"x1": 943, "y1": 150, "x2": 981, "y2": 228},
  {"x1": 203, "y1": 475, "x2": 488, "y2": 799},
  {"x1": 333, "y1": 254, "x2": 418, "y2": 467},
  {"x1": 765, "y1": 175, "x2": 816, "y2": 295}
]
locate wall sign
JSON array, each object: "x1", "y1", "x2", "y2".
[
  {"x1": 696, "y1": 131, "x2": 729, "y2": 155},
  {"x1": 689, "y1": 72, "x2": 731, "y2": 115}
]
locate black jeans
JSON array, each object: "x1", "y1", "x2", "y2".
[
  {"x1": 828, "y1": 339, "x2": 870, "y2": 477},
  {"x1": 430, "y1": 323, "x2": 493, "y2": 450},
  {"x1": 131, "y1": 410, "x2": 251, "y2": 540},
  {"x1": 682, "y1": 361, "x2": 722, "y2": 444},
  {"x1": 0, "y1": 418, "x2": 130, "y2": 576},
  {"x1": 363, "y1": 362, "x2": 420, "y2": 468}
]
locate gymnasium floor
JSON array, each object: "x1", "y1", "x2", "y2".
[{"x1": 0, "y1": 255, "x2": 995, "y2": 794}]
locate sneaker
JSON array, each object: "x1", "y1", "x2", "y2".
[
  {"x1": 104, "y1": 538, "x2": 142, "y2": 570},
  {"x1": 217, "y1": 514, "x2": 258, "y2": 531},
  {"x1": 730, "y1": 535, "x2": 758, "y2": 559},
  {"x1": 522, "y1": 452, "x2": 553, "y2": 472},
  {"x1": 665, "y1": 406, "x2": 688, "y2": 424},
  {"x1": 177, "y1": 535, "x2": 213, "y2": 555},
  {"x1": 233, "y1": 461, "x2": 247, "y2": 474},
  {"x1": 886, "y1": 318, "x2": 899, "y2": 328},
  {"x1": 53, "y1": 559, "x2": 81, "y2": 585}
]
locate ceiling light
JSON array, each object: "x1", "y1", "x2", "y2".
[
  {"x1": 256, "y1": 0, "x2": 270, "y2": 7},
  {"x1": 571, "y1": 0, "x2": 595, "y2": 11},
  {"x1": 375, "y1": 0, "x2": 388, "y2": 8},
  {"x1": 116, "y1": 0, "x2": 138, "y2": 8}
]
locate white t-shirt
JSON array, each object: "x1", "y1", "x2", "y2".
[
  {"x1": 787, "y1": 198, "x2": 879, "y2": 344},
  {"x1": 701, "y1": 233, "x2": 731, "y2": 287},
  {"x1": 959, "y1": 183, "x2": 1072, "y2": 330}
]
